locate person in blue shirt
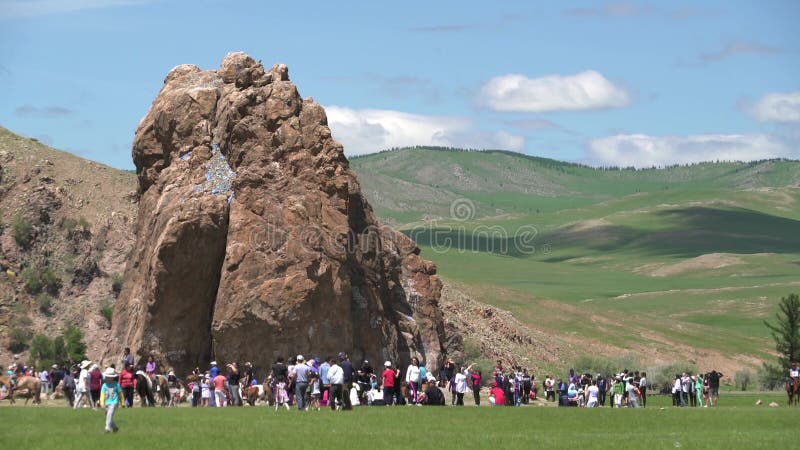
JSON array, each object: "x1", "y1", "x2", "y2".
[
  {"x1": 100, "y1": 367, "x2": 123, "y2": 433},
  {"x1": 208, "y1": 361, "x2": 219, "y2": 407}
]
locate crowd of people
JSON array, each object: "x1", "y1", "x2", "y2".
[{"x1": 0, "y1": 350, "x2": 742, "y2": 413}]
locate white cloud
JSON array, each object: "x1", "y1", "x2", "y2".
[
  {"x1": 325, "y1": 106, "x2": 525, "y2": 155},
  {"x1": 746, "y1": 91, "x2": 800, "y2": 123},
  {"x1": 477, "y1": 70, "x2": 630, "y2": 113},
  {"x1": 588, "y1": 133, "x2": 794, "y2": 168},
  {"x1": 0, "y1": 0, "x2": 153, "y2": 19}
]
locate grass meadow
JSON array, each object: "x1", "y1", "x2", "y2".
[{"x1": 1, "y1": 393, "x2": 795, "y2": 449}]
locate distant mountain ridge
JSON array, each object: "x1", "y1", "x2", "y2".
[{"x1": 350, "y1": 146, "x2": 800, "y2": 224}]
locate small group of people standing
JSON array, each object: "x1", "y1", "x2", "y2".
[
  {"x1": 542, "y1": 369, "x2": 647, "y2": 408},
  {"x1": 672, "y1": 370, "x2": 723, "y2": 407}
]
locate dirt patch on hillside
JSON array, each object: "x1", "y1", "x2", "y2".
[
  {"x1": 440, "y1": 284, "x2": 574, "y2": 372},
  {"x1": 637, "y1": 253, "x2": 744, "y2": 277}
]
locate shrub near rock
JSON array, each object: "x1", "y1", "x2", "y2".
[
  {"x1": 37, "y1": 293, "x2": 53, "y2": 314},
  {"x1": 41, "y1": 267, "x2": 61, "y2": 294},
  {"x1": 100, "y1": 302, "x2": 113, "y2": 326},
  {"x1": 22, "y1": 267, "x2": 43, "y2": 294},
  {"x1": 7, "y1": 326, "x2": 32, "y2": 353},
  {"x1": 12, "y1": 214, "x2": 33, "y2": 248}
]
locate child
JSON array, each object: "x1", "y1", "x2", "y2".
[
  {"x1": 201, "y1": 375, "x2": 210, "y2": 407},
  {"x1": 309, "y1": 372, "x2": 321, "y2": 411},
  {"x1": 274, "y1": 381, "x2": 290, "y2": 411},
  {"x1": 100, "y1": 367, "x2": 123, "y2": 433}
]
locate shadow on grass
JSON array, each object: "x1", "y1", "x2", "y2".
[{"x1": 407, "y1": 206, "x2": 800, "y2": 260}]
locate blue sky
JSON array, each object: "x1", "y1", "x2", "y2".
[{"x1": 1, "y1": 0, "x2": 798, "y2": 169}]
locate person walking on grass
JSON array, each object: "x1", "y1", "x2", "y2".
[
  {"x1": 74, "y1": 360, "x2": 94, "y2": 410},
  {"x1": 327, "y1": 357, "x2": 344, "y2": 411},
  {"x1": 63, "y1": 367, "x2": 76, "y2": 407},
  {"x1": 100, "y1": 367, "x2": 123, "y2": 433}
]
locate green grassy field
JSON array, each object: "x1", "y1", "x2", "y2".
[
  {"x1": 351, "y1": 148, "x2": 800, "y2": 371},
  {"x1": 1, "y1": 393, "x2": 794, "y2": 449}
]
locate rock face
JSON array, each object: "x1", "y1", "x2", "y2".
[{"x1": 111, "y1": 52, "x2": 446, "y2": 374}]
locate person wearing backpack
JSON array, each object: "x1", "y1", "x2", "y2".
[
  {"x1": 63, "y1": 368, "x2": 76, "y2": 407},
  {"x1": 597, "y1": 375, "x2": 606, "y2": 406}
]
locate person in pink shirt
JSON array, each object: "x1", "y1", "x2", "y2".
[{"x1": 213, "y1": 373, "x2": 227, "y2": 407}]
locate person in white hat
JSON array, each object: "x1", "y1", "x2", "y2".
[
  {"x1": 382, "y1": 361, "x2": 397, "y2": 405},
  {"x1": 100, "y1": 367, "x2": 122, "y2": 433},
  {"x1": 73, "y1": 360, "x2": 95, "y2": 410}
]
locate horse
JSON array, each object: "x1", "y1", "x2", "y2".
[
  {"x1": 1, "y1": 375, "x2": 42, "y2": 405},
  {"x1": 0, "y1": 375, "x2": 13, "y2": 402},
  {"x1": 787, "y1": 378, "x2": 800, "y2": 406},
  {"x1": 135, "y1": 372, "x2": 156, "y2": 407},
  {"x1": 154, "y1": 375, "x2": 170, "y2": 406},
  {"x1": 243, "y1": 381, "x2": 274, "y2": 406}
]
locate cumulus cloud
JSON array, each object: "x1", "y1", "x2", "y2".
[
  {"x1": 745, "y1": 91, "x2": 800, "y2": 123},
  {"x1": 325, "y1": 106, "x2": 524, "y2": 155},
  {"x1": 477, "y1": 71, "x2": 630, "y2": 113},
  {"x1": 15, "y1": 104, "x2": 73, "y2": 118},
  {"x1": 588, "y1": 133, "x2": 794, "y2": 168},
  {"x1": 0, "y1": 0, "x2": 154, "y2": 19}
]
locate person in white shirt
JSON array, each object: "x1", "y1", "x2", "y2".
[
  {"x1": 73, "y1": 360, "x2": 95, "y2": 410},
  {"x1": 367, "y1": 384, "x2": 384, "y2": 405},
  {"x1": 585, "y1": 379, "x2": 600, "y2": 407},
  {"x1": 638, "y1": 372, "x2": 648, "y2": 407},
  {"x1": 545, "y1": 375, "x2": 555, "y2": 402},
  {"x1": 405, "y1": 357, "x2": 422, "y2": 403},
  {"x1": 349, "y1": 383, "x2": 361, "y2": 406},
  {"x1": 327, "y1": 358, "x2": 344, "y2": 411},
  {"x1": 454, "y1": 363, "x2": 474, "y2": 406},
  {"x1": 39, "y1": 369, "x2": 49, "y2": 394},
  {"x1": 681, "y1": 373, "x2": 692, "y2": 406}
]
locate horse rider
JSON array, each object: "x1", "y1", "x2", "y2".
[
  {"x1": 790, "y1": 361, "x2": 799, "y2": 384},
  {"x1": 6, "y1": 364, "x2": 17, "y2": 389}
]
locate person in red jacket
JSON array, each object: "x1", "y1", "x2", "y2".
[
  {"x1": 119, "y1": 364, "x2": 136, "y2": 407},
  {"x1": 382, "y1": 361, "x2": 397, "y2": 406},
  {"x1": 89, "y1": 365, "x2": 103, "y2": 407},
  {"x1": 490, "y1": 381, "x2": 505, "y2": 406}
]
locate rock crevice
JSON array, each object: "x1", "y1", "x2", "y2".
[{"x1": 111, "y1": 52, "x2": 446, "y2": 374}]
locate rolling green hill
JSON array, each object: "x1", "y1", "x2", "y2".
[{"x1": 351, "y1": 147, "x2": 800, "y2": 373}]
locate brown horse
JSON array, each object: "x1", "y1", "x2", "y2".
[
  {"x1": 787, "y1": 379, "x2": 800, "y2": 405},
  {"x1": 243, "y1": 382, "x2": 273, "y2": 406},
  {"x1": 0, "y1": 376, "x2": 12, "y2": 402},
  {"x1": 0, "y1": 375, "x2": 42, "y2": 405}
]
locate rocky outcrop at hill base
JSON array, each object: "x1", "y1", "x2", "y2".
[{"x1": 110, "y1": 52, "x2": 447, "y2": 374}]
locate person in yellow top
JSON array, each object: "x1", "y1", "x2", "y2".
[{"x1": 100, "y1": 367, "x2": 123, "y2": 433}]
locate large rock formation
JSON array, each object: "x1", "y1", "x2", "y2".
[{"x1": 110, "y1": 52, "x2": 446, "y2": 374}]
